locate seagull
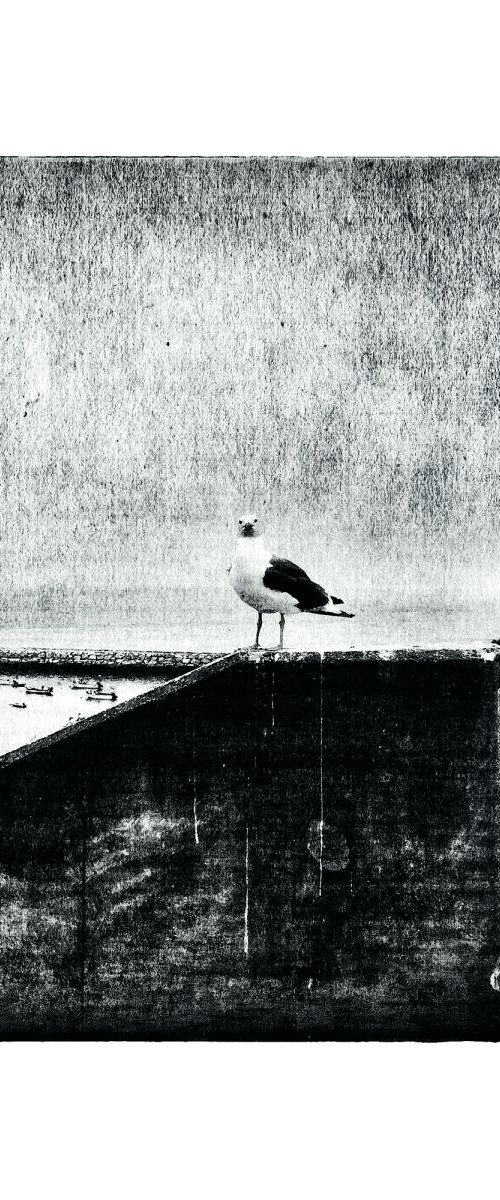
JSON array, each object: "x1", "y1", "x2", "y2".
[{"x1": 228, "y1": 512, "x2": 354, "y2": 649}]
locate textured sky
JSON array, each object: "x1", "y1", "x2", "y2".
[{"x1": 1, "y1": 157, "x2": 499, "y2": 609}]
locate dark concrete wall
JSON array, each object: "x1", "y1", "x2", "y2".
[{"x1": 0, "y1": 654, "x2": 499, "y2": 1039}]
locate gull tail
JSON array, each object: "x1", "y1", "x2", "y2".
[
  {"x1": 305, "y1": 609, "x2": 355, "y2": 618},
  {"x1": 303, "y1": 595, "x2": 355, "y2": 618}
]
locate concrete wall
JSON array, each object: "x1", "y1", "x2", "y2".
[{"x1": 0, "y1": 651, "x2": 499, "y2": 1039}]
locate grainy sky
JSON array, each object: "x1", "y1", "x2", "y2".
[{"x1": 1, "y1": 157, "x2": 499, "y2": 607}]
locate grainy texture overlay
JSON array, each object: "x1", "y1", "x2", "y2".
[
  {"x1": 2, "y1": 157, "x2": 500, "y2": 619},
  {"x1": 1, "y1": 158, "x2": 500, "y2": 1039}
]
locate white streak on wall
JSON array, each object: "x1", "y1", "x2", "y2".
[
  {"x1": 244, "y1": 823, "x2": 249, "y2": 956},
  {"x1": 193, "y1": 769, "x2": 199, "y2": 845},
  {"x1": 193, "y1": 720, "x2": 199, "y2": 845}
]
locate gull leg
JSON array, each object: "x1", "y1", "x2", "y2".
[
  {"x1": 279, "y1": 613, "x2": 285, "y2": 650},
  {"x1": 254, "y1": 612, "x2": 263, "y2": 649}
]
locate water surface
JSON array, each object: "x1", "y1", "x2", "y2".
[
  {"x1": 1, "y1": 601, "x2": 499, "y2": 654},
  {"x1": 0, "y1": 672, "x2": 171, "y2": 759}
]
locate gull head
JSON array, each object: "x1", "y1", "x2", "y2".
[{"x1": 237, "y1": 512, "x2": 262, "y2": 538}]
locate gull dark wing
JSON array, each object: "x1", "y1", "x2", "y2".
[
  {"x1": 269, "y1": 556, "x2": 309, "y2": 579},
  {"x1": 264, "y1": 557, "x2": 332, "y2": 610}
]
